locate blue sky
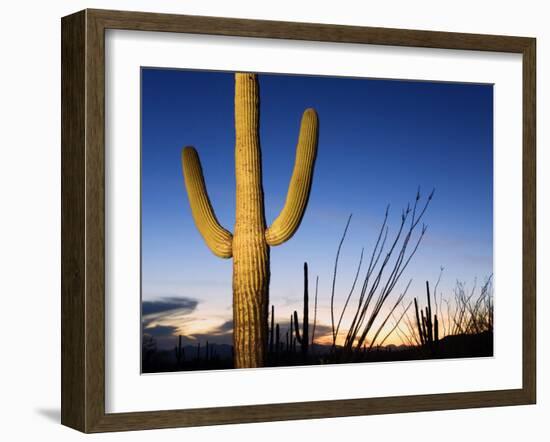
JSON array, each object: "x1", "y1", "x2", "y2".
[{"x1": 141, "y1": 68, "x2": 493, "y2": 348}]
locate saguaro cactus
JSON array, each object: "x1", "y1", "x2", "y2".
[
  {"x1": 174, "y1": 335, "x2": 184, "y2": 369},
  {"x1": 292, "y1": 262, "x2": 310, "y2": 357},
  {"x1": 181, "y1": 73, "x2": 319, "y2": 368},
  {"x1": 414, "y1": 281, "x2": 440, "y2": 354}
]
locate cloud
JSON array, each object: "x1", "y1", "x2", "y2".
[
  {"x1": 142, "y1": 317, "x2": 338, "y2": 350},
  {"x1": 143, "y1": 324, "x2": 180, "y2": 350},
  {"x1": 143, "y1": 320, "x2": 235, "y2": 349},
  {"x1": 142, "y1": 295, "x2": 199, "y2": 330},
  {"x1": 210, "y1": 320, "x2": 233, "y2": 334},
  {"x1": 310, "y1": 324, "x2": 333, "y2": 340},
  {"x1": 178, "y1": 320, "x2": 234, "y2": 346},
  {"x1": 144, "y1": 324, "x2": 179, "y2": 337},
  {"x1": 273, "y1": 320, "x2": 334, "y2": 343},
  {"x1": 142, "y1": 296, "x2": 198, "y2": 316}
]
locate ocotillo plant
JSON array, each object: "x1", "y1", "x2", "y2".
[
  {"x1": 293, "y1": 262, "x2": 310, "y2": 356},
  {"x1": 414, "y1": 281, "x2": 439, "y2": 353},
  {"x1": 330, "y1": 188, "x2": 434, "y2": 361},
  {"x1": 175, "y1": 335, "x2": 185, "y2": 368},
  {"x1": 182, "y1": 73, "x2": 319, "y2": 368}
]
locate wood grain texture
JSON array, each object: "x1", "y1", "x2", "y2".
[
  {"x1": 87, "y1": 8, "x2": 533, "y2": 52},
  {"x1": 61, "y1": 10, "x2": 86, "y2": 432},
  {"x1": 84, "y1": 9, "x2": 107, "y2": 433},
  {"x1": 522, "y1": 38, "x2": 536, "y2": 403},
  {"x1": 60, "y1": 8, "x2": 537, "y2": 433}
]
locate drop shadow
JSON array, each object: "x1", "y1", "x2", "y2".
[{"x1": 35, "y1": 408, "x2": 60, "y2": 423}]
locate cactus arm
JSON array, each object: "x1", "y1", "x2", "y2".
[
  {"x1": 265, "y1": 108, "x2": 319, "y2": 246},
  {"x1": 182, "y1": 146, "x2": 233, "y2": 258}
]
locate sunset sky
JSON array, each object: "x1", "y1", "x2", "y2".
[{"x1": 141, "y1": 69, "x2": 493, "y2": 350}]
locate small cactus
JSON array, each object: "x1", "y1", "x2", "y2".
[
  {"x1": 292, "y1": 262, "x2": 310, "y2": 357},
  {"x1": 175, "y1": 335, "x2": 185, "y2": 368},
  {"x1": 414, "y1": 281, "x2": 440, "y2": 354}
]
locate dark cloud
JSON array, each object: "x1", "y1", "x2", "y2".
[
  {"x1": 178, "y1": 320, "x2": 234, "y2": 346},
  {"x1": 310, "y1": 324, "x2": 333, "y2": 340},
  {"x1": 143, "y1": 324, "x2": 180, "y2": 350},
  {"x1": 142, "y1": 319, "x2": 334, "y2": 350},
  {"x1": 276, "y1": 321, "x2": 332, "y2": 338},
  {"x1": 142, "y1": 319, "x2": 235, "y2": 349},
  {"x1": 211, "y1": 320, "x2": 233, "y2": 335},
  {"x1": 144, "y1": 324, "x2": 178, "y2": 337},
  {"x1": 142, "y1": 296, "x2": 198, "y2": 316},
  {"x1": 180, "y1": 332, "x2": 233, "y2": 347}
]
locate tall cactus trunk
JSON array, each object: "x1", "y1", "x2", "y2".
[{"x1": 232, "y1": 74, "x2": 270, "y2": 368}]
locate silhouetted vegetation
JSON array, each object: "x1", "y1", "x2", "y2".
[
  {"x1": 142, "y1": 266, "x2": 493, "y2": 373},
  {"x1": 142, "y1": 191, "x2": 493, "y2": 373},
  {"x1": 327, "y1": 190, "x2": 434, "y2": 362},
  {"x1": 414, "y1": 281, "x2": 440, "y2": 356},
  {"x1": 142, "y1": 338, "x2": 234, "y2": 373}
]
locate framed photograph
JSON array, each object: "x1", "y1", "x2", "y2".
[{"x1": 61, "y1": 9, "x2": 536, "y2": 432}]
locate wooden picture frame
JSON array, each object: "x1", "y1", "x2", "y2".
[{"x1": 61, "y1": 8, "x2": 536, "y2": 433}]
